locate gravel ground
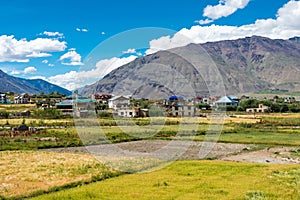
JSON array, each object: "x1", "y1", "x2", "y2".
[
  {"x1": 42, "y1": 140, "x2": 255, "y2": 161},
  {"x1": 42, "y1": 140, "x2": 300, "y2": 164},
  {"x1": 221, "y1": 146, "x2": 300, "y2": 164}
]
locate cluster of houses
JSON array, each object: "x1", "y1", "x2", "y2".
[{"x1": 1, "y1": 91, "x2": 300, "y2": 118}]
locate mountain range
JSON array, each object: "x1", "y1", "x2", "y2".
[
  {"x1": 81, "y1": 36, "x2": 300, "y2": 98},
  {"x1": 0, "y1": 70, "x2": 71, "y2": 95}
]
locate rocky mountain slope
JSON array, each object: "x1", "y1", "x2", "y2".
[
  {"x1": 0, "y1": 70, "x2": 71, "y2": 95},
  {"x1": 81, "y1": 36, "x2": 300, "y2": 98}
]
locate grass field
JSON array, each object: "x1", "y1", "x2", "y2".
[
  {"x1": 0, "y1": 151, "x2": 120, "y2": 199},
  {"x1": 0, "y1": 104, "x2": 36, "y2": 113},
  {"x1": 0, "y1": 128, "x2": 82, "y2": 151},
  {"x1": 30, "y1": 160, "x2": 300, "y2": 200},
  {"x1": 0, "y1": 113, "x2": 299, "y2": 151},
  {"x1": 0, "y1": 112, "x2": 300, "y2": 199}
]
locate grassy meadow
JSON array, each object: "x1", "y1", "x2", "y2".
[
  {"x1": 0, "y1": 113, "x2": 299, "y2": 151},
  {"x1": 0, "y1": 109, "x2": 300, "y2": 199},
  {"x1": 30, "y1": 160, "x2": 300, "y2": 200},
  {"x1": 0, "y1": 151, "x2": 120, "y2": 199}
]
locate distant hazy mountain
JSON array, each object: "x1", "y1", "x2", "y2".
[
  {"x1": 0, "y1": 70, "x2": 71, "y2": 95},
  {"x1": 81, "y1": 36, "x2": 300, "y2": 98}
]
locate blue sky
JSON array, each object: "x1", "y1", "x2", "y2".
[{"x1": 0, "y1": 0, "x2": 299, "y2": 90}]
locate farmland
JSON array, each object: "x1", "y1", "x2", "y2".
[
  {"x1": 31, "y1": 161, "x2": 300, "y2": 200},
  {"x1": 0, "y1": 109, "x2": 300, "y2": 199}
]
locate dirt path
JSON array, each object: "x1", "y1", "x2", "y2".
[{"x1": 42, "y1": 140, "x2": 300, "y2": 164}]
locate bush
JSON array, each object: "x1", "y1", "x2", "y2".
[
  {"x1": 33, "y1": 108, "x2": 63, "y2": 119},
  {"x1": 226, "y1": 105, "x2": 238, "y2": 111},
  {"x1": 289, "y1": 104, "x2": 300, "y2": 113},
  {"x1": 97, "y1": 111, "x2": 112, "y2": 118},
  {"x1": 0, "y1": 111, "x2": 9, "y2": 119},
  {"x1": 271, "y1": 103, "x2": 289, "y2": 112},
  {"x1": 239, "y1": 99, "x2": 260, "y2": 110}
]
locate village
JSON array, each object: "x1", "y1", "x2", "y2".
[{"x1": 0, "y1": 91, "x2": 300, "y2": 120}]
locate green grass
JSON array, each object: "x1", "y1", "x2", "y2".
[
  {"x1": 0, "y1": 114, "x2": 299, "y2": 150},
  {"x1": 0, "y1": 128, "x2": 83, "y2": 151},
  {"x1": 30, "y1": 160, "x2": 300, "y2": 200}
]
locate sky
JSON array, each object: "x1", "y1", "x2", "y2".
[{"x1": 0, "y1": 0, "x2": 299, "y2": 91}]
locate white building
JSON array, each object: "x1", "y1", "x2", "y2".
[
  {"x1": 117, "y1": 108, "x2": 139, "y2": 118},
  {"x1": 246, "y1": 104, "x2": 270, "y2": 113},
  {"x1": 14, "y1": 93, "x2": 30, "y2": 104},
  {"x1": 108, "y1": 96, "x2": 130, "y2": 110}
]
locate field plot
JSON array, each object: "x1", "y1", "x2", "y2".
[
  {"x1": 31, "y1": 160, "x2": 300, "y2": 200},
  {"x1": 0, "y1": 151, "x2": 120, "y2": 199}
]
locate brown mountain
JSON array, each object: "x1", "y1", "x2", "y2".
[{"x1": 81, "y1": 36, "x2": 300, "y2": 98}]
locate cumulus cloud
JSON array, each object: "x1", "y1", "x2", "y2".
[
  {"x1": 24, "y1": 66, "x2": 37, "y2": 74},
  {"x1": 101, "y1": 32, "x2": 105, "y2": 35},
  {"x1": 48, "y1": 63, "x2": 55, "y2": 67},
  {"x1": 198, "y1": 0, "x2": 250, "y2": 24},
  {"x1": 76, "y1": 28, "x2": 88, "y2": 32},
  {"x1": 42, "y1": 60, "x2": 48, "y2": 64},
  {"x1": 59, "y1": 50, "x2": 83, "y2": 66},
  {"x1": 122, "y1": 48, "x2": 136, "y2": 54},
  {"x1": 147, "y1": 0, "x2": 300, "y2": 54},
  {"x1": 48, "y1": 55, "x2": 137, "y2": 90},
  {"x1": 41, "y1": 31, "x2": 64, "y2": 38},
  {"x1": 0, "y1": 35, "x2": 67, "y2": 62}
]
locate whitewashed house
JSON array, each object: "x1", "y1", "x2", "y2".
[
  {"x1": 108, "y1": 96, "x2": 130, "y2": 110},
  {"x1": 14, "y1": 93, "x2": 30, "y2": 104}
]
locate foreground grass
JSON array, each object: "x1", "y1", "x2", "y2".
[
  {"x1": 30, "y1": 160, "x2": 300, "y2": 200},
  {"x1": 0, "y1": 151, "x2": 120, "y2": 199}
]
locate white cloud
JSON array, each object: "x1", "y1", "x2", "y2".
[
  {"x1": 29, "y1": 76, "x2": 47, "y2": 80},
  {"x1": 48, "y1": 55, "x2": 137, "y2": 90},
  {"x1": 24, "y1": 66, "x2": 37, "y2": 74},
  {"x1": 10, "y1": 70, "x2": 21, "y2": 75},
  {"x1": 147, "y1": 0, "x2": 300, "y2": 54},
  {"x1": 42, "y1": 60, "x2": 48, "y2": 64},
  {"x1": 0, "y1": 35, "x2": 67, "y2": 62},
  {"x1": 122, "y1": 48, "x2": 136, "y2": 54},
  {"x1": 195, "y1": 19, "x2": 214, "y2": 25},
  {"x1": 59, "y1": 50, "x2": 83, "y2": 66},
  {"x1": 101, "y1": 32, "x2": 105, "y2": 35},
  {"x1": 41, "y1": 31, "x2": 64, "y2": 38},
  {"x1": 76, "y1": 28, "x2": 88, "y2": 32},
  {"x1": 202, "y1": 0, "x2": 250, "y2": 22},
  {"x1": 48, "y1": 63, "x2": 55, "y2": 67}
]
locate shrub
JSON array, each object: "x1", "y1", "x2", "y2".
[
  {"x1": 0, "y1": 111, "x2": 9, "y2": 119},
  {"x1": 97, "y1": 111, "x2": 112, "y2": 118},
  {"x1": 33, "y1": 108, "x2": 63, "y2": 119}
]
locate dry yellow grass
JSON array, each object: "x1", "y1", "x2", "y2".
[
  {"x1": 0, "y1": 151, "x2": 115, "y2": 199},
  {"x1": 0, "y1": 104, "x2": 36, "y2": 112},
  {"x1": 0, "y1": 118, "x2": 74, "y2": 126}
]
